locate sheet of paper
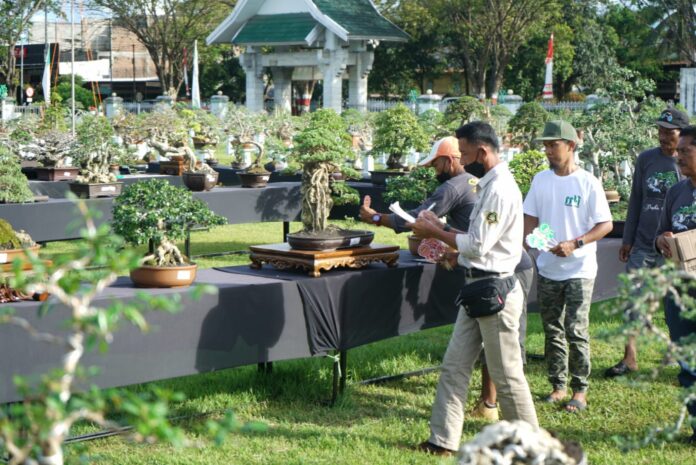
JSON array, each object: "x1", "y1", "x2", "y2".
[{"x1": 388, "y1": 201, "x2": 417, "y2": 224}]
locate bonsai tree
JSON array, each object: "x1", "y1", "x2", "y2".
[
  {"x1": 508, "y1": 149, "x2": 548, "y2": 196},
  {"x1": 508, "y1": 102, "x2": 549, "y2": 150},
  {"x1": 293, "y1": 109, "x2": 354, "y2": 233},
  {"x1": 383, "y1": 166, "x2": 439, "y2": 205},
  {"x1": 21, "y1": 130, "x2": 76, "y2": 167},
  {"x1": 372, "y1": 103, "x2": 428, "y2": 170},
  {"x1": 418, "y1": 109, "x2": 448, "y2": 143},
  {"x1": 74, "y1": 114, "x2": 120, "y2": 184},
  {"x1": 223, "y1": 105, "x2": 266, "y2": 169},
  {"x1": 140, "y1": 107, "x2": 189, "y2": 158},
  {"x1": 179, "y1": 107, "x2": 222, "y2": 148},
  {"x1": 443, "y1": 96, "x2": 486, "y2": 129},
  {"x1": 0, "y1": 219, "x2": 34, "y2": 251},
  {"x1": 0, "y1": 147, "x2": 34, "y2": 204},
  {"x1": 112, "y1": 179, "x2": 226, "y2": 267}
]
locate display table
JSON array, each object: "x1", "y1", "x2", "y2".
[{"x1": 0, "y1": 241, "x2": 623, "y2": 404}]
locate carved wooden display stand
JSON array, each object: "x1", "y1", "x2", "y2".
[{"x1": 249, "y1": 243, "x2": 400, "y2": 277}]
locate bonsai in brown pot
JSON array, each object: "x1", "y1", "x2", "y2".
[
  {"x1": 112, "y1": 179, "x2": 226, "y2": 288},
  {"x1": 181, "y1": 144, "x2": 219, "y2": 192},
  {"x1": 22, "y1": 131, "x2": 79, "y2": 181},
  {"x1": 238, "y1": 141, "x2": 271, "y2": 188}
]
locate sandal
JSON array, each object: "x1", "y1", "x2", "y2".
[
  {"x1": 604, "y1": 361, "x2": 636, "y2": 378},
  {"x1": 565, "y1": 398, "x2": 587, "y2": 413}
]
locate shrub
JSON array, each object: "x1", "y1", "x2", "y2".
[
  {"x1": 383, "y1": 166, "x2": 439, "y2": 205},
  {"x1": 508, "y1": 150, "x2": 548, "y2": 196},
  {"x1": 508, "y1": 102, "x2": 549, "y2": 150},
  {"x1": 0, "y1": 147, "x2": 33, "y2": 204}
]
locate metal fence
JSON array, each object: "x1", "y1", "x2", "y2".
[{"x1": 345, "y1": 99, "x2": 591, "y2": 114}]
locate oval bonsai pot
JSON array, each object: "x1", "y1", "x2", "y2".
[
  {"x1": 129, "y1": 263, "x2": 198, "y2": 288},
  {"x1": 407, "y1": 235, "x2": 422, "y2": 256},
  {"x1": 69, "y1": 182, "x2": 123, "y2": 198},
  {"x1": 604, "y1": 190, "x2": 621, "y2": 203},
  {"x1": 287, "y1": 230, "x2": 374, "y2": 251},
  {"x1": 369, "y1": 170, "x2": 406, "y2": 186},
  {"x1": 182, "y1": 171, "x2": 219, "y2": 191},
  {"x1": 239, "y1": 171, "x2": 271, "y2": 188}
]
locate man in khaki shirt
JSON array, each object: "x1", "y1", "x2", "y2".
[{"x1": 411, "y1": 122, "x2": 538, "y2": 456}]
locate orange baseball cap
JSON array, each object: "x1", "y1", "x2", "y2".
[{"x1": 418, "y1": 137, "x2": 461, "y2": 167}]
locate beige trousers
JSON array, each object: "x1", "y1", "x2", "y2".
[{"x1": 428, "y1": 281, "x2": 539, "y2": 451}]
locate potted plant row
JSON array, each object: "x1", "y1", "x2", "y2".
[{"x1": 112, "y1": 179, "x2": 226, "y2": 288}]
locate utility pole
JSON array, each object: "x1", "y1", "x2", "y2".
[
  {"x1": 109, "y1": 17, "x2": 113, "y2": 93},
  {"x1": 71, "y1": 0, "x2": 75, "y2": 134},
  {"x1": 132, "y1": 44, "x2": 136, "y2": 100},
  {"x1": 20, "y1": 34, "x2": 24, "y2": 105}
]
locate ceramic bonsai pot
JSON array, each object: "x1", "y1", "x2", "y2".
[
  {"x1": 182, "y1": 171, "x2": 219, "y2": 192},
  {"x1": 369, "y1": 170, "x2": 406, "y2": 186},
  {"x1": 35, "y1": 167, "x2": 80, "y2": 181},
  {"x1": 286, "y1": 230, "x2": 374, "y2": 252},
  {"x1": 239, "y1": 171, "x2": 270, "y2": 188},
  {"x1": 129, "y1": 263, "x2": 198, "y2": 288},
  {"x1": 407, "y1": 234, "x2": 422, "y2": 256},
  {"x1": 0, "y1": 245, "x2": 41, "y2": 265},
  {"x1": 604, "y1": 190, "x2": 620, "y2": 203},
  {"x1": 69, "y1": 182, "x2": 123, "y2": 198}
]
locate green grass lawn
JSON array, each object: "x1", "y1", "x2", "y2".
[{"x1": 38, "y1": 221, "x2": 694, "y2": 464}]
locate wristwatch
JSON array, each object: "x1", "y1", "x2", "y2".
[
  {"x1": 575, "y1": 237, "x2": 585, "y2": 248},
  {"x1": 443, "y1": 224, "x2": 452, "y2": 232},
  {"x1": 372, "y1": 213, "x2": 382, "y2": 225}
]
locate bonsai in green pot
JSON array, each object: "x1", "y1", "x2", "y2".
[
  {"x1": 112, "y1": 179, "x2": 226, "y2": 287},
  {"x1": 372, "y1": 103, "x2": 428, "y2": 171}
]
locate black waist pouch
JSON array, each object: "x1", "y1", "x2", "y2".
[{"x1": 455, "y1": 275, "x2": 517, "y2": 318}]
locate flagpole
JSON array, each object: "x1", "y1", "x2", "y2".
[
  {"x1": 42, "y1": 4, "x2": 51, "y2": 105},
  {"x1": 71, "y1": 0, "x2": 75, "y2": 134},
  {"x1": 542, "y1": 33, "x2": 554, "y2": 100}
]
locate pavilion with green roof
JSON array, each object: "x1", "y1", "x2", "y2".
[{"x1": 207, "y1": 0, "x2": 408, "y2": 113}]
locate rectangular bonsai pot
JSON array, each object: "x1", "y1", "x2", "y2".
[
  {"x1": 35, "y1": 167, "x2": 80, "y2": 181},
  {"x1": 68, "y1": 182, "x2": 124, "y2": 198}
]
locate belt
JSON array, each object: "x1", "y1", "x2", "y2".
[{"x1": 461, "y1": 267, "x2": 501, "y2": 278}]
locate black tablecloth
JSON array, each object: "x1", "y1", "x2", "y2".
[
  {"x1": 0, "y1": 253, "x2": 461, "y2": 403},
  {"x1": 0, "y1": 239, "x2": 624, "y2": 404}
]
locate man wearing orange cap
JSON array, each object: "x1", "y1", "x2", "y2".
[{"x1": 360, "y1": 136, "x2": 478, "y2": 233}]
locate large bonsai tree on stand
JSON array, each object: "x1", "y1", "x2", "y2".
[{"x1": 294, "y1": 109, "x2": 353, "y2": 234}]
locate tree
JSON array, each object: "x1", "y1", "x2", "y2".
[
  {"x1": 0, "y1": 1, "x2": 60, "y2": 100},
  {"x1": 632, "y1": 0, "x2": 696, "y2": 65},
  {"x1": 198, "y1": 43, "x2": 245, "y2": 102},
  {"x1": 88, "y1": 0, "x2": 233, "y2": 96},
  {"x1": 432, "y1": 0, "x2": 558, "y2": 97},
  {"x1": 370, "y1": 0, "x2": 447, "y2": 97}
]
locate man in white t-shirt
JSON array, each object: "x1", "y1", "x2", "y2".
[{"x1": 523, "y1": 120, "x2": 612, "y2": 413}]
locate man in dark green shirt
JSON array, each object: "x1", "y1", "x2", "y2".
[{"x1": 606, "y1": 108, "x2": 689, "y2": 378}]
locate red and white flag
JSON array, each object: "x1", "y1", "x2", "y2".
[{"x1": 542, "y1": 33, "x2": 554, "y2": 100}]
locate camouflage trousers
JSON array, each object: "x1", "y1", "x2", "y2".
[{"x1": 537, "y1": 275, "x2": 595, "y2": 393}]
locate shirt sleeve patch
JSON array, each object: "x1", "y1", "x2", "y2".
[{"x1": 485, "y1": 211, "x2": 499, "y2": 224}]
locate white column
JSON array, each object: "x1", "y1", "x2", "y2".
[
  {"x1": 348, "y1": 50, "x2": 373, "y2": 113},
  {"x1": 240, "y1": 48, "x2": 265, "y2": 113},
  {"x1": 320, "y1": 32, "x2": 346, "y2": 114},
  {"x1": 271, "y1": 67, "x2": 293, "y2": 113}
]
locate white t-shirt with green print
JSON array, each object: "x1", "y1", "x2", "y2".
[{"x1": 524, "y1": 168, "x2": 612, "y2": 280}]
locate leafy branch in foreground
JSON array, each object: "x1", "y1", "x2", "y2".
[
  {"x1": 0, "y1": 201, "x2": 258, "y2": 465},
  {"x1": 601, "y1": 263, "x2": 696, "y2": 448}
]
